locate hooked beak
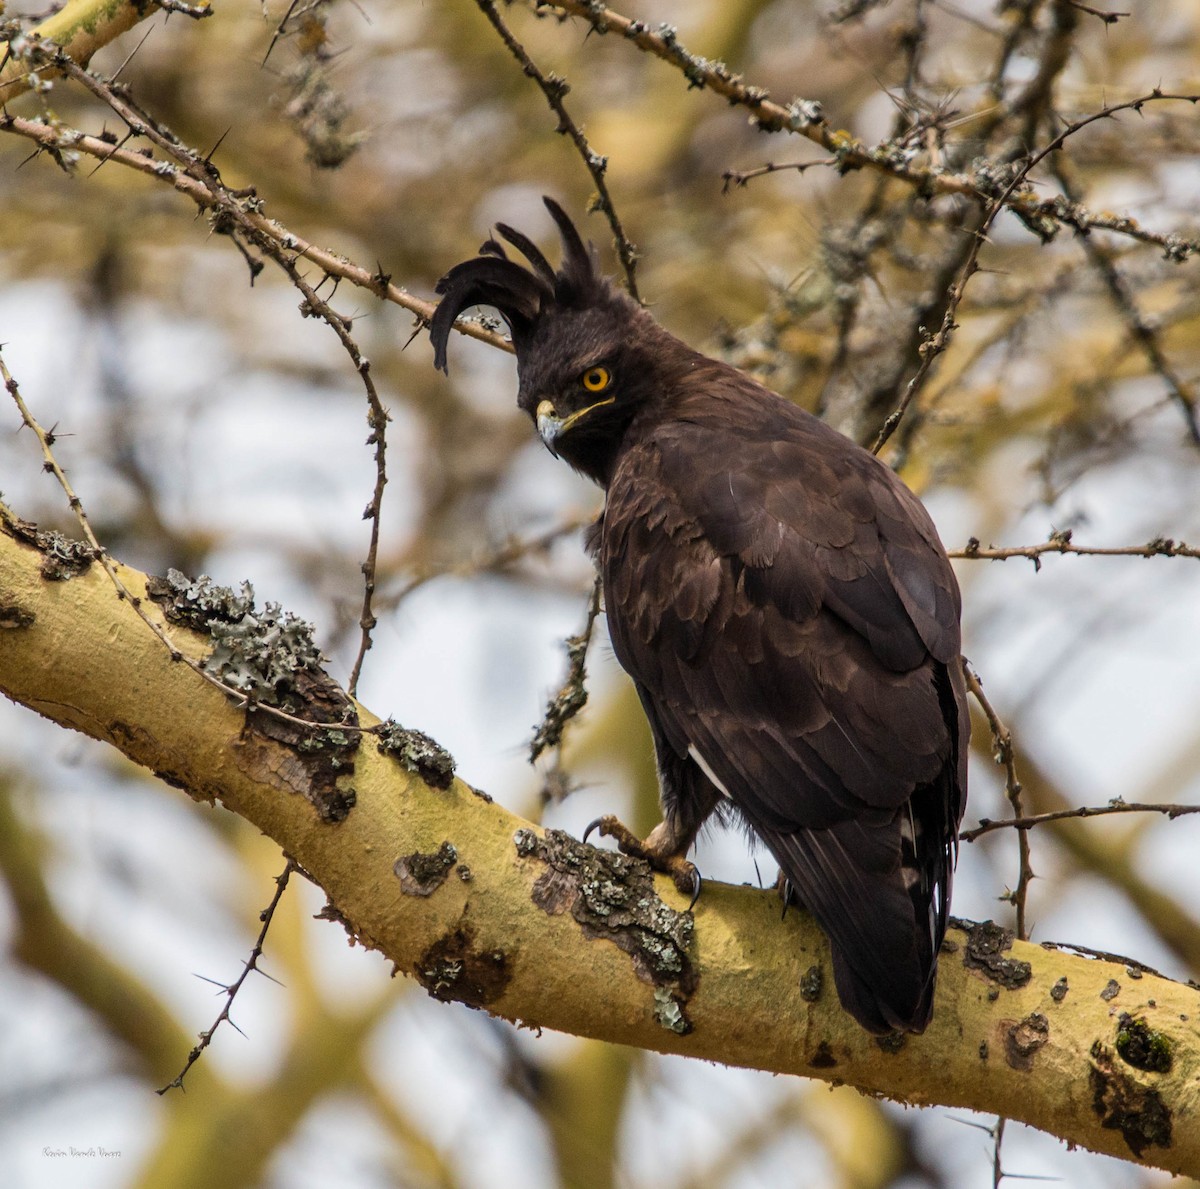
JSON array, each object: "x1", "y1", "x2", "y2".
[{"x1": 535, "y1": 396, "x2": 616, "y2": 454}]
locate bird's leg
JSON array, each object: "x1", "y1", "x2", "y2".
[{"x1": 585, "y1": 814, "x2": 700, "y2": 900}]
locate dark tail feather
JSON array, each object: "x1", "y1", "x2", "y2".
[
  {"x1": 762, "y1": 779, "x2": 955, "y2": 1034},
  {"x1": 830, "y1": 944, "x2": 936, "y2": 1035}
]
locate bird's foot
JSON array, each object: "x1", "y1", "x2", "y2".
[{"x1": 583, "y1": 815, "x2": 701, "y2": 905}]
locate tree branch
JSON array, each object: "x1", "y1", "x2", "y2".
[
  {"x1": 0, "y1": 505, "x2": 1197, "y2": 1176},
  {"x1": 0, "y1": 110, "x2": 513, "y2": 358},
  {"x1": 0, "y1": 0, "x2": 207, "y2": 102}
]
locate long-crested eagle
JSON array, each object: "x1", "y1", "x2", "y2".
[{"x1": 430, "y1": 198, "x2": 969, "y2": 1034}]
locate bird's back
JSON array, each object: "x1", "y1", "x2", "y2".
[{"x1": 601, "y1": 366, "x2": 969, "y2": 1033}]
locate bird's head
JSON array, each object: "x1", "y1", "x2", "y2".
[{"x1": 430, "y1": 197, "x2": 670, "y2": 485}]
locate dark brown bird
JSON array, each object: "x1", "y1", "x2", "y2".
[{"x1": 430, "y1": 198, "x2": 969, "y2": 1034}]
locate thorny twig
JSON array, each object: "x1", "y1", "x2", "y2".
[
  {"x1": 992, "y1": 1115, "x2": 1007, "y2": 1189},
  {"x1": 1063, "y1": 1, "x2": 1129, "y2": 24},
  {"x1": 871, "y1": 88, "x2": 1200, "y2": 453},
  {"x1": 159, "y1": 860, "x2": 295, "y2": 1093},
  {"x1": 475, "y1": 0, "x2": 639, "y2": 297},
  {"x1": 280, "y1": 261, "x2": 389, "y2": 698},
  {"x1": 541, "y1": 1, "x2": 1200, "y2": 258},
  {"x1": 950, "y1": 530, "x2": 1199, "y2": 570},
  {"x1": 0, "y1": 58, "x2": 403, "y2": 741},
  {"x1": 529, "y1": 572, "x2": 602, "y2": 763},
  {"x1": 721, "y1": 159, "x2": 830, "y2": 192},
  {"x1": 262, "y1": 0, "x2": 305, "y2": 66},
  {"x1": 962, "y1": 798, "x2": 1200, "y2": 844},
  {"x1": 1, "y1": 347, "x2": 366, "y2": 738},
  {"x1": 0, "y1": 108, "x2": 509, "y2": 353},
  {"x1": 964, "y1": 660, "x2": 1031, "y2": 940},
  {"x1": 1050, "y1": 157, "x2": 1200, "y2": 444},
  {"x1": 48, "y1": 53, "x2": 391, "y2": 693}
]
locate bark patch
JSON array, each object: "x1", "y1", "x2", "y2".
[
  {"x1": 148, "y1": 568, "x2": 358, "y2": 821},
  {"x1": 2, "y1": 512, "x2": 93, "y2": 580},
  {"x1": 395, "y1": 842, "x2": 458, "y2": 896},
  {"x1": 0, "y1": 602, "x2": 35, "y2": 629},
  {"x1": 515, "y1": 827, "x2": 696, "y2": 1033},
  {"x1": 416, "y1": 924, "x2": 510, "y2": 1008},
  {"x1": 1090, "y1": 1041, "x2": 1173, "y2": 1158},
  {"x1": 960, "y1": 919, "x2": 1032, "y2": 989},
  {"x1": 1003, "y1": 1012, "x2": 1049, "y2": 1071}
]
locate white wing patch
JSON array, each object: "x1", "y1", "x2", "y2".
[{"x1": 688, "y1": 744, "x2": 732, "y2": 800}]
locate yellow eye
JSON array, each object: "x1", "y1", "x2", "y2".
[{"x1": 581, "y1": 366, "x2": 611, "y2": 393}]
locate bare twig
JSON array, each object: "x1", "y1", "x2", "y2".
[
  {"x1": 964, "y1": 660, "x2": 1031, "y2": 939},
  {"x1": 544, "y1": 2, "x2": 1200, "y2": 261},
  {"x1": 1, "y1": 346, "x2": 370, "y2": 738},
  {"x1": 39, "y1": 54, "x2": 389, "y2": 695},
  {"x1": 158, "y1": 860, "x2": 295, "y2": 1093},
  {"x1": 1063, "y1": 1, "x2": 1128, "y2": 23},
  {"x1": 279, "y1": 261, "x2": 389, "y2": 698},
  {"x1": 262, "y1": 0, "x2": 304, "y2": 66},
  {"x1": 962, "y1": 799, "x2": 1200, "y2": 844},
  {"x1": 529, "y1": 572, "x2": 602, "y2": 763},
  {"x1": 475, "y1": 0, "x2": 639, "y2": 297},
  {"x1": 871, "y1": 89, "x2": 1200, "y2": 453},
  {"x1": 951, "y1": 531, "x2": 1199, "y2": 569},
  {"x1": 1050, "y1": 157, "x2": 1200, "y2": 444},
  {"x1": 0, "y1": 112, "x2": 512, "y2": 360},
  {"x1": 993, "y1": 1115, "x2": 1007, "y2": 1189},
  {"x1": 721, "y1": 159, "x2": 830, "y2": 191}
]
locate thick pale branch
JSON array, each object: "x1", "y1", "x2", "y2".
[
  {"x1": 0, "y1": 0, "x2": 192, "y2": 101},
  {"x1": 0, "y1": 508, "x2": 1198, "y2": 1175}
]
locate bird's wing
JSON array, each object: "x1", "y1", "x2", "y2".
[
  {"x1": 600, "y1": 398, "x2": 967, "y2": 1031},
  {"x1": 603, "y1": 410, "x2": 961, "y2": 829}
]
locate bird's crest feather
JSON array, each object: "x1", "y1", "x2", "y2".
[{"x1": 430, "y1": 197, "x2": 608, "y2": 373}]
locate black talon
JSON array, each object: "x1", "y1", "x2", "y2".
[
  {"x1": 582, "y1": 816, "x2": 605, "y2": 846},
  {"x1": 780, "y1": 877, "x2": 794, "y2": 921},
  {"x1": 686, "y1": 866, "x2": 703, "y2": 913}
]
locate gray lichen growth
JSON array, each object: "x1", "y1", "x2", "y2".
[
  {"x1": 148, "y1": 568, "x2": 253, "y2": 633},
  {"x1": 800, "y1": 964, "x2": 823, "y2": 1003},
  {"x1": 3, "y1": 512, "x2": 93, "y2": 580},
  {"x1": 146, "y1": 567, "x2": 358, "y2": 822},
  {"x1": 148, "y1": 568, "x2": 328, "y2": 700},
  {"x1": 1051, "y1": 976, "x2": 1069, "y2": 1003},
  {"x1": 1101, "y1": 979, "x2": 1121, "y2": 1002},
  {"x1": 517, "y1": 828, "x2": 696, "y2": 1031},
  {"x1": 653, "y1": 987, "x2": 690, "y2": 1034},
  {"x1": 377, "y1": 719, "x2": 456, "y2": 790}
]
